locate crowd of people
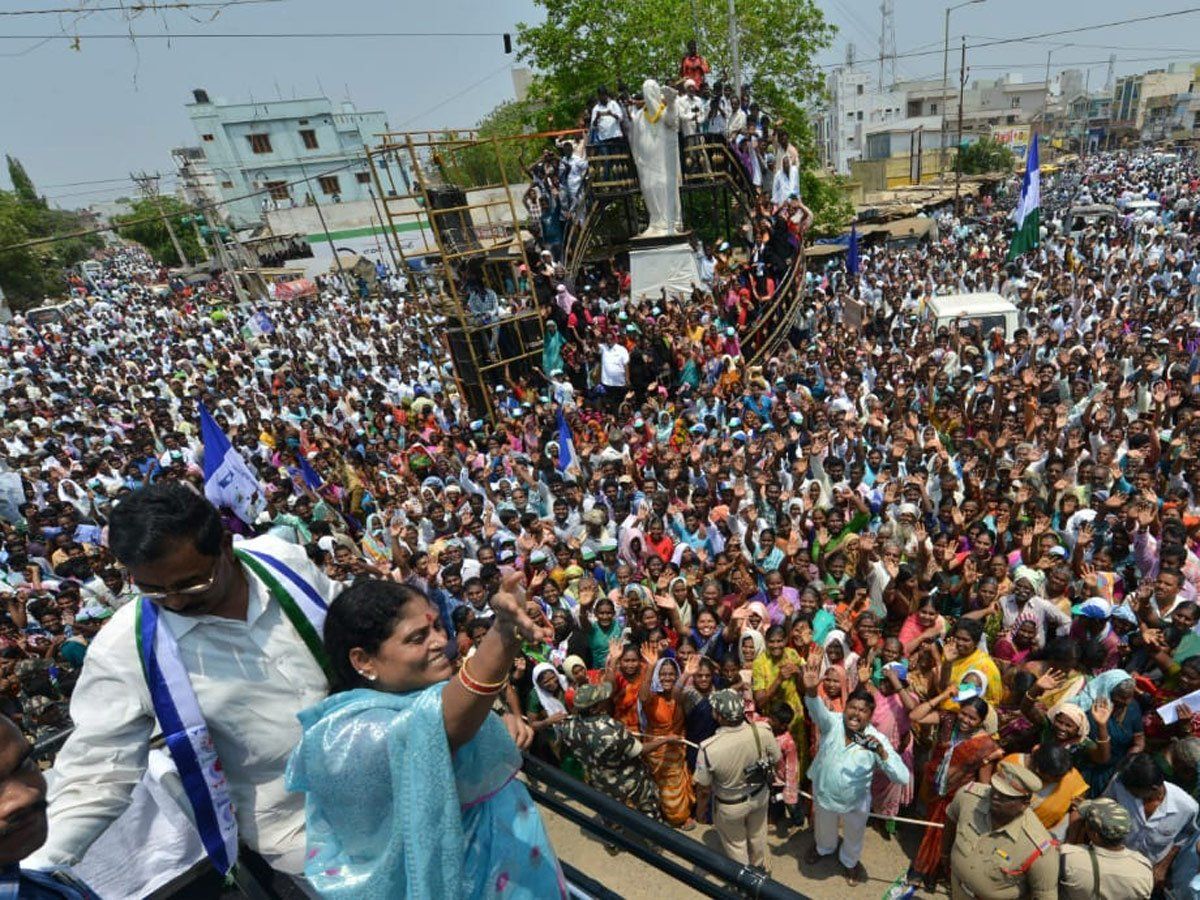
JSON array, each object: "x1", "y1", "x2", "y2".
[{"x1": 3, "y1": 42, "x2": 1200, "y2": 898}]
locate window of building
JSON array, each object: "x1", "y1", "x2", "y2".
[
  {"x1": 857, "y1": 110, "x2": 863, "y2": 121},
  {"x1": 856, "y1": 84, "x2": 864, "y2": 95},
  {"x1": 355, "y1": 172, "x2": 372, "y2": 184},
  {"x1": 220, "y1": 180, "x2": 235, "y2": 189},
  {"x1": 318, "y1": 175, "x2": 340, "y2": 195},
  {"x1": 264, "y1": 180, "x2": 290, "y2": 201},
  {"x1": 1010, "y1": 97, "x2": 1021, "y2": 108},
  {"x1": 201, "y1": 134, "x2": 215, "y2": 142},
  {"x1": 930, "y1": 103, "x2": 938, "y2": 115},
  {"x1": 299, "y1": 129, "x2": 319, "y2": 150},
  {"x1": 247, "y1": 133, "x2": 272, "y2": 154}
]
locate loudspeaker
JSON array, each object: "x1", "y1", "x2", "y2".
[{"x1": 426, "y1": 185, "x2": 482, "y2": 257}]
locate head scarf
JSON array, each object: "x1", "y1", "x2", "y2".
[
  {"x1": 819, "y1": 663, "x2": 848, "y2": 712},
  {"x1": 555, "y1": 284, "x2": 576, "y2": 316},
  {"x1": 532, "y1": 662, "x2": 568, "y2": 717},
  {"x1": 619, "y1": 517, "x2": 646, "y2": 568},
  {"x1": 1049, "y1": 702, "x2": 1090, "y2": 746},
  {"x1": 562, "y1": 655, "x2": 589, "y2": 683},
  {"x1": 1013, "y1": 565, "x2": 1046, "y2": 596},
  {"x1": 1075, "y1": 669, "x2": 1133, "y2": 712},
  {"x1": 744, "y1": 600, "x2": 770, "y2": 634},
  {"x1": 820, "y1": 629, "x2": 859, "y2": 680},
  {"x1": 739, "y1": 628, "x2": 766, "y2": 664},
  {"x1": 650, "y1": 656, "x2": 680, "y2": 693}
]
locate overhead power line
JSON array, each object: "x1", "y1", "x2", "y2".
[
  {"x1": 0, "y1": 29, "x2": 507, "y2": 39},
  {"x1": 0, "y1": 0, "x2": 281, "y2": 15},
  {"x1": 816, "y1": 7, "x2": 1200, "y2": 69}
]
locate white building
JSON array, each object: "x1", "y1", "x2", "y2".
[{"x1": 817, "y1": 67, "x2": 907, "y2": 174}]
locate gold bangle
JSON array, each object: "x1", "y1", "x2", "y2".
[
  {"x1": 457, "y1": 668, "x2": 508, "y2": 696},
  {"x1": 451, "y1": 657, "x2": 504, "y2": 700},
  {"x1": 462, "y1": 656, "x2": 510, "y2": 689}
]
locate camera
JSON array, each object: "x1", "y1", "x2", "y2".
[{"x1": 742, "y1": 756, "x2": 776, "y2": 790}]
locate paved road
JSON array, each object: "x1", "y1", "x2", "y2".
[{"x1": 539, "y1": 795, "x2": 949, "y2": 899}]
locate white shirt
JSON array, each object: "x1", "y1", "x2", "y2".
[
  {"x1": 599, "y1": 342, "x2": 630, "y2": 387},
  {"x1": 590, "y1": 99, "x2": 624, "y2": 142},
  {"x1": 37, "y1": 535, "x2": 344, "y2": 873}
]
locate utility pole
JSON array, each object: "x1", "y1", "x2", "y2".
[
  {"x1": 954, "y1": 36, "x2": 966, "y2": 215},
  {"x1": 1080, "y1": 68, "x2": 1092, "y2": 159},
  {"x1": 131, "y1": 171, "x2": 189, "y2": 268},
  {"x1": 728, "y1": 0, "x2": 741, "y2": 96},
  {"x1": 941, "y1": 1, "x2": 985, "y2": 180},
  {"x1": 299, "y1": 162, "x2": 348, "y2": 287}
]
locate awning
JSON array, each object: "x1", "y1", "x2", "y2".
[{"x1": 272, "y1": 278, "x2": 317, "y2": 301}]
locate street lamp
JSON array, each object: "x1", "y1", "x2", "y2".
[
  {"x1": 941, "y1": 0, "x2": 985, "y2": 177},
  {"x1": 1041, "y1": 44, "x2": 1071, "y2": 138}
]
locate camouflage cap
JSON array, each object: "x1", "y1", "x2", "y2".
[
  {"x1": 573, "y1": 681, "x2": 613, "y2": 711},
  {"x1": 15, "y1": 659, "x2": 48, "y2": 678},
  {"x1": 1078, "y1": 798, "x2": 1133, "y2": 841},
  {"x1": 25, "y1": 695, "x2": 56, "y2": 716},
  {"x1": 710, "y1": 689, "x2": 746, "y2": 724}
]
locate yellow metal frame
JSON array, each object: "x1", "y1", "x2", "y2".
[{"x1": 366, "y1": 130, "x2": 555, "y2": 421}]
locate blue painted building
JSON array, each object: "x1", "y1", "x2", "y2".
[{"x1": 186, "y1": 88, "x2": 390, "y2": 226}]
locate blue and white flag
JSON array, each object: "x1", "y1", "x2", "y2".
[
  {"x1": 847, "y1": 224, "x2": 860, "y2": 276},
  {"x1": 556, "y1": 407, "x2": 578, "y2": 474},
  {"x1": 297, "y1": 454, "x2": 323, "y2": 490},
  {"x1": 199, "y1": 402, "x2": 265, "y2": 526},
  {"x1": 1007, "y1": 132, "x2": 1040, "y2": 260},
  {"x1": 246, "y1": 309, "x2": 275, "y2": 336}
]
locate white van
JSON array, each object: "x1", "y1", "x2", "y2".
[{"x1": 924, "y1": 292, "x2": 1021, "y2": 341}]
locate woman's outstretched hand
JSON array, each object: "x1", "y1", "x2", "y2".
[{"x1": 491, "y1": 572, "x2": 555, "y2": 644}]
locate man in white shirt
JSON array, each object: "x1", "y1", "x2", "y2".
[
  {"x1": 599, "y1": 334, "x2": 630, "y2": 407},
  {"x1": 33, "y1": 484, "x2": 344, "y2": 879},
  {"x1": 676, "y1": 79, "x2": 705, "y2": 137},
  {"x1": 590, "y1": 85, "x2": 625, "y2": 184},
  {"x1": 590, "y1": 85, "x2": 624, "y2": 144}
]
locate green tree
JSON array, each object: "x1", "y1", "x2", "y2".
[
  {"x1": 516, "y1": 0, "x2": 835, "y2": 159},
  {"x1": 957, "y1": 137, "x2": 1014, "y2": 175},
  {"x1": 0, "y1": 190, "x2": 49, "y2": 304},
  {"x1": 114, "y1": 195, "x2": 203, "y2": 267},
  {"x1": 436, "y1": 100, "x2": 546, "y2": 189},
  {"x1": 0, "y1": 184, "x2": 103, "y2": 309},
  {"x1": 5, "y1": 155, "x2": 41, "y2": 206},
  {"x1": 799, "y1": 171, "x2": 854, "y2": 237}
]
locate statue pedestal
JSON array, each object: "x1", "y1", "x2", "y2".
[{"x1": 628, "y1": 238, "x2": 702, "y2": 302}]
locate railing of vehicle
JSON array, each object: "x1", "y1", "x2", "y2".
[{"x1": 522, "y1": 753, "x2": 809, "y2": 900}]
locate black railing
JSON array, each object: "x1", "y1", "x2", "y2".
[{"x1": 522, "y1": 753, "x2": 809, "y2": 900}]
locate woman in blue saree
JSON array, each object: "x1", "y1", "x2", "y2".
[{"x1": 286, "y1": 576, "x2": 565, "y2": 899}]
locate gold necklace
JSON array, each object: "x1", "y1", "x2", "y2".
[{"x1": 644, "y1": 101, "x2": 667, "y2": 125}]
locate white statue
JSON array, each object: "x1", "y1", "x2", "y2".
[{"x1": 627, "y1": 78, "x2": 684, "y2": 237}]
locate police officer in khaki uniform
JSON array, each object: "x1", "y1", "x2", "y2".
[
  {"x1": 944, "y1": 760, "x2": 1060, "y2": 899},
  {"x1": 693, "y1": 689, "x2": 781, "y2": 870},
  {"x1": 1059, "y1": 798, "x2": 1153, "y2": 900}
]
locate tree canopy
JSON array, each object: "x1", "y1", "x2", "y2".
[
  {"x1": 113, "y1": 195, "x2": 203, "y2": 268},
  {"x1": 516, "y1": 0, "x2": 835, "y2": 162},
  {"x1": 6, "y1": 156, "x2": 41, "y2": 207},
  {"x1": 0, "y1": 157, "x2": 103, "y2": 310},
  {"x1": 957, "y1": 137, "x2": 1015, "y2": 176}
]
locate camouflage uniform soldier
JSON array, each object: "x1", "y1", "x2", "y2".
[
  {"x1": 557, "y1": 682, "x2": 661, "y2": 819},
  {"x1": 23, "y1": 695, "x2": 71, "y2": 746}
]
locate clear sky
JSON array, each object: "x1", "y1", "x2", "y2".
[{"x1": 1, "y1": 0, "x2": 1196, "y2": 208}]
